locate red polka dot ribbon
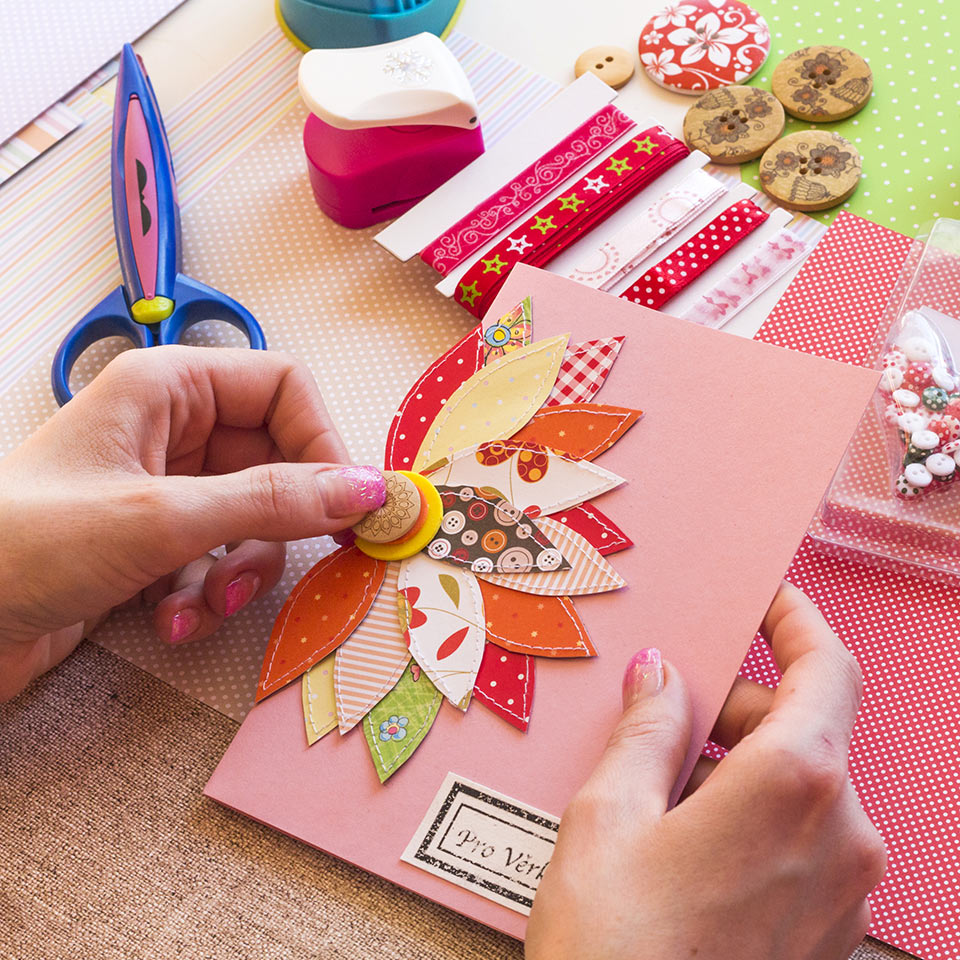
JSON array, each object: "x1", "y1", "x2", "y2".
[
  {"x1": 456, "y1": 126, "x2": 690, "y2": 318},
  {"x1": 619, "y1": 197, "x2": 769, "y2": 310}
]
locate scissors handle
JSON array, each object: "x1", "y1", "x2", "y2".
[
  {"x1": 159, "y1": 274, "x2": 267, "y2": 349},
  {"x1": 51, "y1": 286, "x2": 153, "y2": 406}
]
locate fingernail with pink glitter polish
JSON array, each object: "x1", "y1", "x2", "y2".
[{"x1": 321, "y1": 466, "x2": 387, "y2": 519}]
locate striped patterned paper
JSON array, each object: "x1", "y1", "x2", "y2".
[
  {"x1": 334, "y1": 563, "x2": 410, "y2": 734},
  {"x1": 0, "y1": 101, "x2": 83, "y2": 185}
]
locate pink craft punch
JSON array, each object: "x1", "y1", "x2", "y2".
[{"x1": 299, "y1": 32, "x2": 485, "y2": 228}]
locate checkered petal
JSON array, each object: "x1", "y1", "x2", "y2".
[{"x1": 545, "y1": 336, "x2": 624, "y2": 406}]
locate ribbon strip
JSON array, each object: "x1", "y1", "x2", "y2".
[
  {"x1": 566, "y1": 168, "x2": 728, "y2": 292},
  {"x1": 420, "y1": 105, "x2": 636, "y2": 276},
  {"x1": 619, "y1": 197, "x2": 769, "y2": 311},
  {"x1": 457, "y1": 126, "x2": 690, "y2": 318},
  {"x1": 677, "y1": 227, "x2": 810, "y2": 329}
]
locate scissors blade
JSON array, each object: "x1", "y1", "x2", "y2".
[{"x1": 112, "y1": 43, "x2": 181, "y2": 326}]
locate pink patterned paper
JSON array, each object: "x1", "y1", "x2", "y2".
[
  {"x1": 420, "y1": 105, "x2": 635, "y2": 275},
  {"x1": 679, "y1": 227, "x2": 809, "y2": 329},
  {"x1": 747, "y1": 211, "x2": 960, "y2": 960}
]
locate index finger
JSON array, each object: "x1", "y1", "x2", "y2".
[{"x1": 760, "y1": 581, "x2": 863, "y2": 746}]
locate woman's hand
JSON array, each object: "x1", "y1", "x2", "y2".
[
  {"x1": 0, "y1": 346, "x2": 386, "y2": 701},
  {"x1": 526, "y1": 582, "x2": 885, "y2": 960}
]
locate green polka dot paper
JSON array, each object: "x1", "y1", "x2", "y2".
[{"x1": 741, "y1": 0, "x2": 959, "y2": 234}]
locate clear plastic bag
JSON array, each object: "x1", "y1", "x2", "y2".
[{"x1": 811, "y1": 218, "x2": 960, "y2": 584}]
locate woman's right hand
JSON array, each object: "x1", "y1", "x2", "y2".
[{"x1": 526, "y1": 582, "x2": 886, "y2": 960}]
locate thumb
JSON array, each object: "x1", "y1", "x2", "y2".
[
  {"x1": 583, "y1": 649, "x2": 693, "y2": 820},
  {"x1": 155, "y1": 463, "x2": 386, "y2": 554}
]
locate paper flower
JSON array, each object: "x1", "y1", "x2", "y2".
[{"x1": 255, "y1": 297, "x2": 642, "y2": 782}]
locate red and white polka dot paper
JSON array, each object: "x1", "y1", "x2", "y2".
[
  {"x1": 746, "y1": 212, "x2": 960, "y2": 960},
  {"x1": 639, "y1": 0, "x2": 771, "y2": 95}
]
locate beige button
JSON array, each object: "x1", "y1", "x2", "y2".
[
  {"x1": 759, "y1": 130, "x2": 862, "y2": 211},
  {"x1": 771, "y1": 46, "x2": 873, "y2": 121},
  {"x1": 682, "y1": 85, "x2": 785, "y2": 164},
  {"x1": 352, "y1": 471, "x2": 422, "y2": 543},
  {"x1": 575, "y1": 46, "x2": 634, "y2": 89}
]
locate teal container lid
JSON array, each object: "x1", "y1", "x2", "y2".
[{"x1": 277, "y1": 0, "x2": 466, "y2": 50}]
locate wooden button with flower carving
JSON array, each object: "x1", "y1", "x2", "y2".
[
  {"x1": 352, "y1": 471, "x2": 422, "y2": 543},
  {"x1": 758, "y1": 130, "x2": 862, "y2": 211},
  {"x1": 638, "y1": 0, "x2": 770, "y2": 95},
  {"x1": 771, "y1": 45, "x2": 873, "y2": 121},
  {"x1": 682, "y1": 85, "x2": 784, "y2": 163}
]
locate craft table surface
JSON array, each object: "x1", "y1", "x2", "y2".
[{"x1": 0, "y1": 0, "x2": 940, "y2": 957}]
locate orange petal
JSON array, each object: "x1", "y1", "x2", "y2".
[
  {"x1": 257, "y1": 546, "x2": 387, "y2": 700},
  {"x1": 478, "y1": 580, "x2": 597, "y2": 658},
  {"x1": 510, "y1": 403, "x2": 642, "y2": 461}
]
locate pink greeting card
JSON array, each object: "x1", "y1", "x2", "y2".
[{"x1": 205, "y1": 265, "x2": 878, "y2": 938}]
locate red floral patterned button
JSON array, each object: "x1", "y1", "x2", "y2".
[{"x1": 639, "y1": 0, "x2": 771, "y2": 95}]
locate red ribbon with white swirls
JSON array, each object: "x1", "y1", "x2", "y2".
[{"x1": 420, "y1": 105, "x2": 636, "y2": 276}]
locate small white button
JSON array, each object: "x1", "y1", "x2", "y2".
[
  {"x1": 900, "y1": 337, "x2": 937, "y2": 362},
  {"x1": 897, "y1": 412, "x2": 926, "y2": 433},
  {"x1": 925, "y1": 453, "x2": 956, "y2": 477},
  {"x1": 911, "y1": 429, "x2": 940, "y2": 450},
  {"x1": 892, "y1": 388, "x2": 920, "y2": 408},
  {"x1": 904, "y1": 463, "x2": 933, "y2": 487},
  {"x1": 933, "y1": 365, "x2": 956, "y2": 392}
]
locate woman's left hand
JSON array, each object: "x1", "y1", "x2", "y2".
[{"x1": 0, "y1": 346, "x2": 386, "y2": 701}]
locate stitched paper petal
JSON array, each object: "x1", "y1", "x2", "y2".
[
  {"x1": 425, "y1": 441, "x2": 625, "y2": 517},
  {"x1": 427, "y1": 485, "x2": 570, "y2": 574},
  {"x1": 477, "y1": 517, "x2": 625, "y2": 596},
  {"x1": 481, "y1": 296, "x2": 532, "y2": 365},
  {"x1": 301, "y1": 652, "x2": 338, "y2": 746},
  {"x1": 510, "y1": 403, "x2": 642, "y2": 461},
  {"x1": 554, "y1": 503, "x2": 634, "y2": 556},
  {"x1": 478, "y1": 580, "x2": 597, "y2": 657},
  {"x1": 257, "y1": 546, "x2": 387, "y2": 701},
  {"x1": 363, "y1": 661, "x2": 443, "y2": 783},
  {"x1": 334, "y1": 563, "x2": 411, "y2": 734},
  {"x1": 398, "y1": 553, "x2": 485, "y2": 709},
  {"x1": 414, "y1": 334, "x2": 569, "y2": 472},
  {"x1": 546, "y1": 336, "x2": 624, "y2": 406},
  {"x1": 384, "y1": 324, "x2": 484, "y2": 471},
  {"x1": 473, "y1": 642, "x2": 535, "y2": 732}
]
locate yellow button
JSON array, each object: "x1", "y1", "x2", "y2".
[
  {"x1": 355, "y1": 471, "x2": 443, "y2": 562},
  {"x1": 574, "y1": 46, "x2": 634, "y2": 89},
  {"x1": 130, "y1": 296, "x2": 174, "y2": 324}
]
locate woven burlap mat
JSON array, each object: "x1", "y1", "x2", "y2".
[{"x1": 0, "y1": 642, "x2": 914, "y2": 960}]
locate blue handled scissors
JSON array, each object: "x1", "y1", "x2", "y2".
[{"x1": 51, "y1": 44, "x2": 266, "y2": 406}]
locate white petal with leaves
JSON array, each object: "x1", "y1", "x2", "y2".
[{"x1": 398, "y1": 553, "x2": 485, "y2": 709}]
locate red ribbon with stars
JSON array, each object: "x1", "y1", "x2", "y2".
[
  {"x1": 456, "y1": 126, "x2": 690, "y2": 318},
  {"x1": 618, "y1": 197, "x2": 769, "y2": 311}
]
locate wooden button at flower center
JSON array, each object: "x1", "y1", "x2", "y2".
[
  {"x1": 683, "y1": 85, "x2": 784, "y2": 163},
  {"x1": 758, "y1": 130, "x2": 862, "y2": 211},
  {"x1": 352, "y1": 471, "x2": 422, "y2": 543},
  {"x1": 771, "y1": 45, "x2": 873, "y2": 121}
]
